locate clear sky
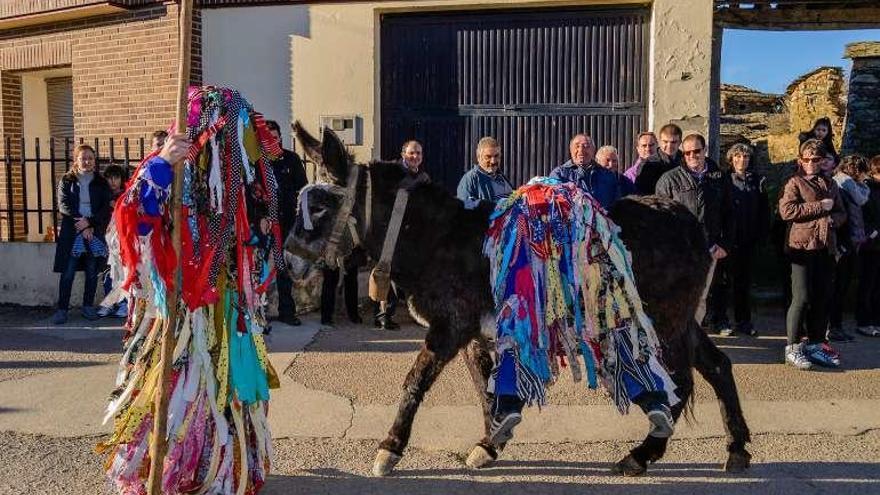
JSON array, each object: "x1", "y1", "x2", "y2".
[{"x1": 721, "y1": 29, "x2": 880, "y2": 94}]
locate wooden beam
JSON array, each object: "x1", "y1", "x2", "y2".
[
  {"x1": 716, "y1": 6, "x2": 880, "y2": 30},
  {"x1": 716, "y1": 0, "x2": 879, "y2": 8},
  {"x1": 0, "y1": 4, "x2": 126, "y2": 31},
  {"x1": 145, "y1": 1, "x2": 191, "y2": 494}
]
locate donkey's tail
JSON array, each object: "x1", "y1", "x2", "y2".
[{"x1": 678, "y1": 317, "x2": 701, "y2": 424}]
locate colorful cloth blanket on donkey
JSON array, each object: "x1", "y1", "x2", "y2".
[
  {"x1": 96, "y1": 86, "x2": 284, "y2": 495},
  {"x1": 484, "y1": 177, "x2": 679, "y2": 413}
]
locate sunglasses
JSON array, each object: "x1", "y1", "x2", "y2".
[
  {"x1": 801, "y1": 157, "x2": 824, "y2": 164},
  {"x1": 683, "y1": 148, "x2": 703, "y2": 157}
]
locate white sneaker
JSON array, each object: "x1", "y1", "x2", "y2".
[
  {"x1": 856, "y1": 326, "x2": 880, "y2": 337},
  {"x1": 784, "y1": 343, "x2": 812, "y2": 370}
]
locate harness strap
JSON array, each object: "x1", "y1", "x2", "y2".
[
  {"x1": 323, "y1": 166, "x2": 361, "y2": 267},
  {"x1": 364, "y1": 165, "x2": 372, "y2": 237},
  {"x1": 369, "y1": 188, "x2": 409, "y2": 302}
]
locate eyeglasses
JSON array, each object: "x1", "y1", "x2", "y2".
[
  {"x1": 683, "y1": 148, "x2": 703, "y2": 157},
  {"x1": 801, "y1": 157, "x2": 824, "y2": 164}
]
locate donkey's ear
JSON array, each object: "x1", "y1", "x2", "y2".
[
  {"x1": 292, "y1": 121, "x2": 323, "y2": 166},
  {"x1": 320, "y1": 126, "x2": 350, "y2": 185}
]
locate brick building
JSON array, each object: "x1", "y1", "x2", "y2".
[{"x1": 0, "y1": 1, "x2": 204, "y2": 240}]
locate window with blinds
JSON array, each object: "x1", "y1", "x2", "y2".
[{"x1": 45, "y1": 76, "x2": 73, "y2": 140}]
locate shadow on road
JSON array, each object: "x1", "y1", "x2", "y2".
[
  {"x1": 263, "y1": 461, "x2": 880, "y2": 494},
  {"x1": 296, "y1": 307, "x2": 880, "y2": 372}
]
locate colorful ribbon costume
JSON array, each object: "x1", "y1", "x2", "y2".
[
  {"x1": 96, "y1": 87, "x2": 283, "y2": 495},
  {"x1": 484, "y1": 178, "x2": 679, "y2": 413}
]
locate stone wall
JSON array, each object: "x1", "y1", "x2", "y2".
[
  {"x1": 785, "y1": 66, "x2": 846, "y2": 149},
  {"x1": 721, "y1": 83, "x2": 781, "y2": 115},
  {"x1": 842, "y1": 42, "x2": 880, "y2": 159}
]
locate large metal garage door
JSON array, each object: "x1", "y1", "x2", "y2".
[{"x1": 380, "y1": 7, "x2": 649, "y2": 191}]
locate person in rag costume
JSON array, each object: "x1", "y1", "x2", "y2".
[
  {"x1": 96, "y1": 87, "x2": 284, "y2": 495},
  {"x1": 484, "y1": 178, "x2": 678, "y2": 447}
]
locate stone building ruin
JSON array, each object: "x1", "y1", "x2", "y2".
[{"x1": 842, "y1": 42, "x2": 880, "y2": 159}]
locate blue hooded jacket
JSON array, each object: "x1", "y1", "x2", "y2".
[{"x1": 549, "y1": 159, "x2": 622, "y2": 209}]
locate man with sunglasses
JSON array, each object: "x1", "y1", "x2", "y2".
[{"x1": 656, "y1": 133, "x2": 734, "y2": 326}]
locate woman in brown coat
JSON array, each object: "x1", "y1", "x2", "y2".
[{"x1": 778, "y1": 139, "x2": 847, "y2": 370}]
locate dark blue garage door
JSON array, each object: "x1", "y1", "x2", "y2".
[{"x1": 380, "y1": 7, "x2": 649, "y2": 191}]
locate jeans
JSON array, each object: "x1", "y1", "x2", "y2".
[
  {"x1": 856, "y1": 251, "x2": 880, "y2": 326},
  {"x1": 786, "y1": 250, "x2": 833, "y2": 345},
  {"x1": 829, "y1": 250, "x2": 856, "y2": 329},
  {"x1": 276, "y1": 268, "x2": 298, "y2": 317},
  {"x1": 730, "y1": 245, "x2": 755, "y2": 325},
  {"x1": 57, "y1": 254, "x2": 99, "y2": 310},
  {"x1": 320, "y1": 267, "x2": 359, "y2": 323},
  {"x1": 707, "y1": 257, "x2": 730, "y2": 326},
  {"x1": 102, "y1": 270, "x2": 111, "y2": 297}
]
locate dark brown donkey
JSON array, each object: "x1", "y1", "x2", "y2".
[{"x1": 285, "y1": 123, "x2": 752, "y2": 477}]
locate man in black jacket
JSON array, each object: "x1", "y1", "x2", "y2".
[
  {"x1": 656, "y1": 133, "x2": 734, "y2": 328},
  {"x1": 266, "y1": 120, "x2": 308, "y2": 326},
  {"x1": 635, "y1": 123, "x2": 684, "y2": 194}
]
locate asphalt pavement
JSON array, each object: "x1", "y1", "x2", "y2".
[{"x1": 1, "y1": 304, "x2": 878, "y2": 494}]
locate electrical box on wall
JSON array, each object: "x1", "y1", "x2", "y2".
[{"x1": 319, "y1": 115, "x2": 362, "y2": 146}]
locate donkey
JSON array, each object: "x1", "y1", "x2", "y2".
[{"x1": 285, "y1": 123, "x2": 752, "y2": 477}]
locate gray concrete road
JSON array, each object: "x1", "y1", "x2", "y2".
[{"x1": 1, "y1": 304, "x2": 878, "y2": 494}]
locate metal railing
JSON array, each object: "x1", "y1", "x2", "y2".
[{"x1": 0, "y1": 136, "x2": 148, "y2": 242}]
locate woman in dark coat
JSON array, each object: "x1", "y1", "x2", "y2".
[{"x1": 52, "y1": 144, "x2": 112, "y2": 324}]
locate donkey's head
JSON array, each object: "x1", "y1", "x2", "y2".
[{"x1": 284, "y1": 121, "x2": 355, "y2": 265}]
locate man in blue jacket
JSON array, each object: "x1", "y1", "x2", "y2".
[
  {"x1": 456, "y1": 136, "x2": 513, "y2": 205},
  {"x1": 549, "y1": 133, "x2": 621, "y2": 209}
]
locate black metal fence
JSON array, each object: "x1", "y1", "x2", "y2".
[{"x1": 0, "y1": 137, "x2": 148, "y2": 242}]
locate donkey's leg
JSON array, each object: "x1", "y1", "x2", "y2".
[
  {"x1": 461, "y1": 336, "x2": 501, "y2": 468},
  {"x1": 614, "y1": 369, "x2": 695, "y2": 476},
  {"x1": 373, "y1": 327, "x2": 460, "y2": 476},
  {"x1": 613, "y1": 336, "x2": 695, "y2": 477},
  {"x1": 692, "y1": 325, "x2": 752, "y2": 472}
]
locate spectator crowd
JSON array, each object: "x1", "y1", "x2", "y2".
[{"x1": 51, "y1": 117, "x2": 880, "y2": 372}]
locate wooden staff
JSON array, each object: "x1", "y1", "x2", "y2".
[{"x1": 146, "y1": 1, "x2": 192, "y2": 493}]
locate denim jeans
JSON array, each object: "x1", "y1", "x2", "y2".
[
  {"x1": 57, "y1": 254, "x2": 99, "y2": 310},
  {"x1": 786, "y1": 249, "x2": 833, "y2": 345}
]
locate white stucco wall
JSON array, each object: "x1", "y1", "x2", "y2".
[
  {"x1": 290, "y1": 0, "x2": 714, "y2": 161},
  {"x1": 0, "y1": 242, "x2": 75, "y2": 307},
  {"x1": 202, "y1": 5, "x2": 309, "y2": 150},
  {"x1": 650, "y1": 0, "x2": 714, "y2": 136}
]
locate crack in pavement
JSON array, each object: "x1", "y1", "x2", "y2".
[{"x1": 340, "y1": 395, "x2": 356, "y2": 440}]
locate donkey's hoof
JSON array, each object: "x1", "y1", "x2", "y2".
[
  {"x1": 611, "y1": 454, "x2": 647, "y2": 477},
  {"x1": 465, "y1": 444, "x2": 498, "y2": 469},
  {"x1": 724, "y1": 449, "x2": 752, "y2": 473},
  {"x1": 372, "y1": 448, "x2": 402, "y2": 477}
]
